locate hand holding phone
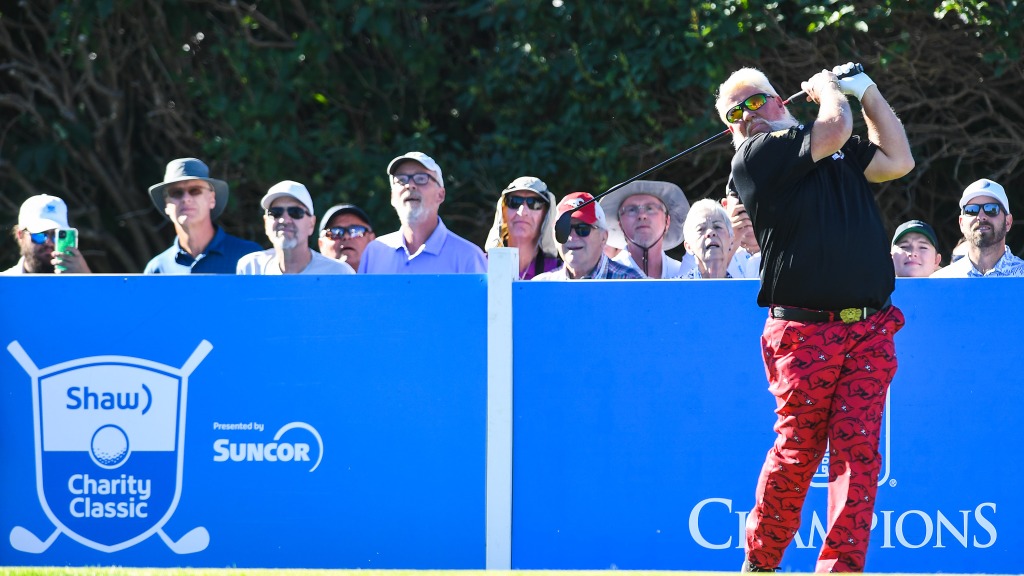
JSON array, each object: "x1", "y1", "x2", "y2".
[{"x1": 54, "y1": 228, "x2": 78, "y2": 273}]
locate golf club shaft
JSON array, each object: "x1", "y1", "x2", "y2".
[{"x1": 560, "y1": 64, "x2": 866, "y2": 224}]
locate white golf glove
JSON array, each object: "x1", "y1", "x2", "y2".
[{"x1": 832, "y1": 62, "x2": 875, "y2": 100}]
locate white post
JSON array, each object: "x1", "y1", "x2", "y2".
[{"x1": 486, "y1": 247, "x2": 517, "y2": 569}]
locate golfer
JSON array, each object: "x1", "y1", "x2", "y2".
[{"x1": 716, "y1": 63, "x2": 914, "y2": 572}]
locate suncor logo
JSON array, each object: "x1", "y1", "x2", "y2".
[{"x1": 212, "y1": 421, "x2": 323, "y2": 472}]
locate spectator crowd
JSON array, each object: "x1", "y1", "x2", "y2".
[{"x1": 4, "y1": 153, "x2": 1021, "y2": 279}]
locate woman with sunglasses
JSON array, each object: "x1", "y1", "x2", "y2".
[{"x1": 484, "y1": 176, "x2": 561, "y2": 280}]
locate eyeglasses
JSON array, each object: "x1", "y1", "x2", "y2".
[
  {"x1": 322, "y1": 225, "x2": 370, "y2": 240},
  {"x1": 619, "y1": 203, "x2": 666, "y2": 218},
  {"x1": 166, "y1": 186, "x2": 212, "y2": 199},
  {"x1": 28, "y1": 230, "x2": 56, "y2": 245},
  {"x1": 569, "y1": 223, "x2": 597, "y2": 238},
  {"x1": 266, "y1": 206, "x2": 310, "y2": 219},
  {"x1": 725, "y1": 93, "x2": 772, "y2": 123},
  {"x1": 962, "y1": 203, "x2": 1003, "y2": 218},
  {"x1": 504, "y1": 195, "x2": 548, "y2": 211},
  {"x1": 393, "y1": 173, "x2": 439, "y2": 186}
]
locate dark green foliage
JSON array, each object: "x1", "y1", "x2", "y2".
[{"x1": 1, "y1": 0, "x2": 1021, "y2": 271}]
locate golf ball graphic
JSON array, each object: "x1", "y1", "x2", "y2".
[{"x1": 91, "y1": 424, "x2": 130, "y2": 468}]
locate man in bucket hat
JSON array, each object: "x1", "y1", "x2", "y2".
[
  {"x1": 534, "y1": 192, "x2": 643, "y2": 280},
  {"x1": 143, "y1": 157, "x2": 261, "y2": 274},
  {"x1": 600, "y1": 180, "x2": 694, "y2": 278}
]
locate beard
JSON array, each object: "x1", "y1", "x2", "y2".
[
  {"x1": 23, "y1": 247, "x2": 55, "y2": 273},
  {"x1": 398, "y1": 202, "x2": 428, "y2": 226},
  {"x1": 731, "y1": 111, "x2": 800, "y2": 149},
  {"x1": 969, "y1": 220, "x2": 1008, "y2": 249}
]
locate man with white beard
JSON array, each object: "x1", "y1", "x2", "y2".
[
  {"x1": 236, "y1": 180, "x2": 354, "y2": 275},
  {"x1": 359, "y1": 151, "x2": 486, "y2": 273}
]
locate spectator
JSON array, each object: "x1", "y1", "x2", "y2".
[
  {"x1": 534, "y1": 192, "x2": 643, "y2": 280},
  {"x1": 891, "y1": 219, "x2": 942, "y2": 277},
  {"x1": 679, "y1": 199, "x2": 734, "y2": 279},
  {"x1": 484, "y1": 176, "x2": 560, "y2": 280},
  {"x1": 600, "y1": 180, "x2": 695, "y2": 278},
  {"x1": 3, "y1": 194, "x2": 91, "y2": 274},
  {"x1": 931, "y1": 178, "x2": 1024, "y2": 277},
  {"x1": 951, "y1": 237, "x2": 969, "y2": 263},
  {"x1": 723, "y1": 178, "x2": 761, "y2": 279},
  {"x1": 359, "y1": 152, "x2": 487, "y2": 273},
  {"x1": 144, "y1": 158, "x2": 261, "y2": 274},
  {"x1": 236, "y1": 181, "x2": 354, "y2": 275},
  {"x1": 718, "y1": 62, "x2": 913, "y2": 572},
  {"x1": 318, "y1": 203, "x2": 376, "y2": 272}
]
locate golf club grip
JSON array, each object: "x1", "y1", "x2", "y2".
[{"x1": 784, "y1": 63, "x2": 865, "y2": 104}]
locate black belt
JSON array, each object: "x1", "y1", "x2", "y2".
[{"x1": 770, "y1": 298, "x2": 891, "y2": 324}]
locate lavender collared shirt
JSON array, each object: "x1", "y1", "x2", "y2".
[{"x1": 359, "y1": 217, "x2": 487, "y2": 274}]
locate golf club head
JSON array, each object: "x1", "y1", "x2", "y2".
[
  {"x1": 172, "y1": 526, "x2": 210, "y2": 554},
  {"x1": 554, "y1": 211, "x2": 573, "y2": 244},
  {"x1": 10, "y1": 526, "x2": 52, "y2": 553}
]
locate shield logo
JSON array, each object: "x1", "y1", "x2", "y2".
[{"x1": 7, "y1": 340, "x2": 211, "y2": 554}]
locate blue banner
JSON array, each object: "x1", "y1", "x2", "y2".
[
  {"x1": 2, "y1": 274, "x2": 1019, "y2": 571},
  {"x1": 511, "y1": 278, "x2": 1019, "y2": 573},
  {"x1": 1, "y1": 275, "x2": 487, "y2": 568}
]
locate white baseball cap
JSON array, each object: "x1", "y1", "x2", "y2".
[
  {"x1": 387, "y1": 152, "x2": 444, "y2": 188},
  {"x1": 959, "y1": 178, "x2": 1010, "y2": 213},
  {"x1": 261, "y1": 181, "x2": 315, "y2": 215},
  {"x1": 18, "y1": 194, "x2": 69, "y2": 233}
]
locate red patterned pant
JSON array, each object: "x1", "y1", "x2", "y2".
[{"x1": 745, "y1": 305, "x2": 904, "y2": 573}]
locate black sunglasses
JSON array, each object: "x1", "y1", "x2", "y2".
[
  {"x1": 393, "y1": 173, "x2": 439, "y2": 186},
  {"x1": 725, "y1": 93, "x2": 772, "y2": 123},
  {"x1": 504, "y1": 195, "x2": 548, "y2": 211},
  {"x1": 322, "y1": 225, "x2": 370, "y2": 240},
  {"x1": 569, "y1": 223, "x2": 597, "y2": 238},
  {"x1": 962, "y1": 203, "x2": 1003, "y2": 218},
  {"x1": 266, "y1": 206, "x2": 310, "y2": 219}
]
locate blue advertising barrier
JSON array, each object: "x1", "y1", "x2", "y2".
[
  {"x1": 1, "y1": 269, "x2": 1021, "y2": 571},
  {"x1": 0, "y1": 275, "x2": 487, "y2": 568},
  {"x1": 511, "y1": 277, "x2": 1020, "y2": 573}
]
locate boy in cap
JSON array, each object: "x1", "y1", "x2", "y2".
[
  {"x1": 932, "y1": 178, "x2": 1024, "y2": 277},
  {"x1": 236, "y1": 181, "x2": 354, "y2": 275},
  {"x1": 533, "y1": 192, "x2": 643, "y2": 280},
  {"x1": 3, "y1": 194, "x2": 91, "y2": 274},
  {"x1": 318, "y1": 203, "x2": 376, "y2": 272},
  {"x1": 891, "y1": 219, "x2": 942, "y2": 277},
  {"x1": 359, "y1": 151, "x2": 486, "y2": 273},
  {"x1": 144, "y1": 157, "x2": 261, "y2": 274}
]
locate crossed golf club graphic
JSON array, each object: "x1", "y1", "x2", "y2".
[{"x1": 7, "y1": 340, "x2": 211, "y2": 554}]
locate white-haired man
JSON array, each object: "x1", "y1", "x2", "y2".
[
  {"x1": 359, "y1": 151, "x2": 486, "y2": 273},
  {"x1": 718, "y1": 62, "x2": 914, "y2": 572},
  {"x1": 931, "y1": 178, "x2": 1024, "y2": 277},
  {"x1": 534, "y1": 192, "x2": 643, "y2": 280},
  {"x1": 236, "y1": 181, "x2": 354, "y2": 275}
]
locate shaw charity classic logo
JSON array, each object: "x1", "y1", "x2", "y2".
[{"x1": 6, "y1": 340, "x2": 211, "y2": 554}]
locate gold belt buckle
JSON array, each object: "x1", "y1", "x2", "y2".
[{"x1": 839, "y1": 308, "x2": 862, "y2": 324}]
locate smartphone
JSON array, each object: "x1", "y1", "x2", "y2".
[{"x1": 54, "y1": 228, "x2": 78, "y2": 272}]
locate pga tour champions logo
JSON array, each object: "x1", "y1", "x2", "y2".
[{"x1": 7, "y1": 340, "x2": 211, "y2": 554}]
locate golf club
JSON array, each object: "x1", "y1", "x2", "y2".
[
  {"x1": 158, "y1": 526, "x2": 210, "y2": 554},
  {"x1": 10, "y1": 525, "x2": 61, "y2": 553},
  {"x1": 554, "y1": 63, "x2": 865, "y2": 243}
]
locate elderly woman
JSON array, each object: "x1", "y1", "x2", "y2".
[
  {"x1": 484, "y1": 176, "x2": 561, "y2": 279},
  {"x1": 679, "y1": 198, "x2": 734, "y2": 279}
]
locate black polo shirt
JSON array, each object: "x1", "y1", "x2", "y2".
[{"x1": 730, "y1": 124, "x2": 894, "y2": 310}]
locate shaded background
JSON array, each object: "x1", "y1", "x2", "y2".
[{"x1": 1, "y1": 0, "x2": 1021, "y2": 272}]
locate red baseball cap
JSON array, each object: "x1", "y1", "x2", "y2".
[{"x1": 556, "y1": 192, "x2": 608, "y2": 229}]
